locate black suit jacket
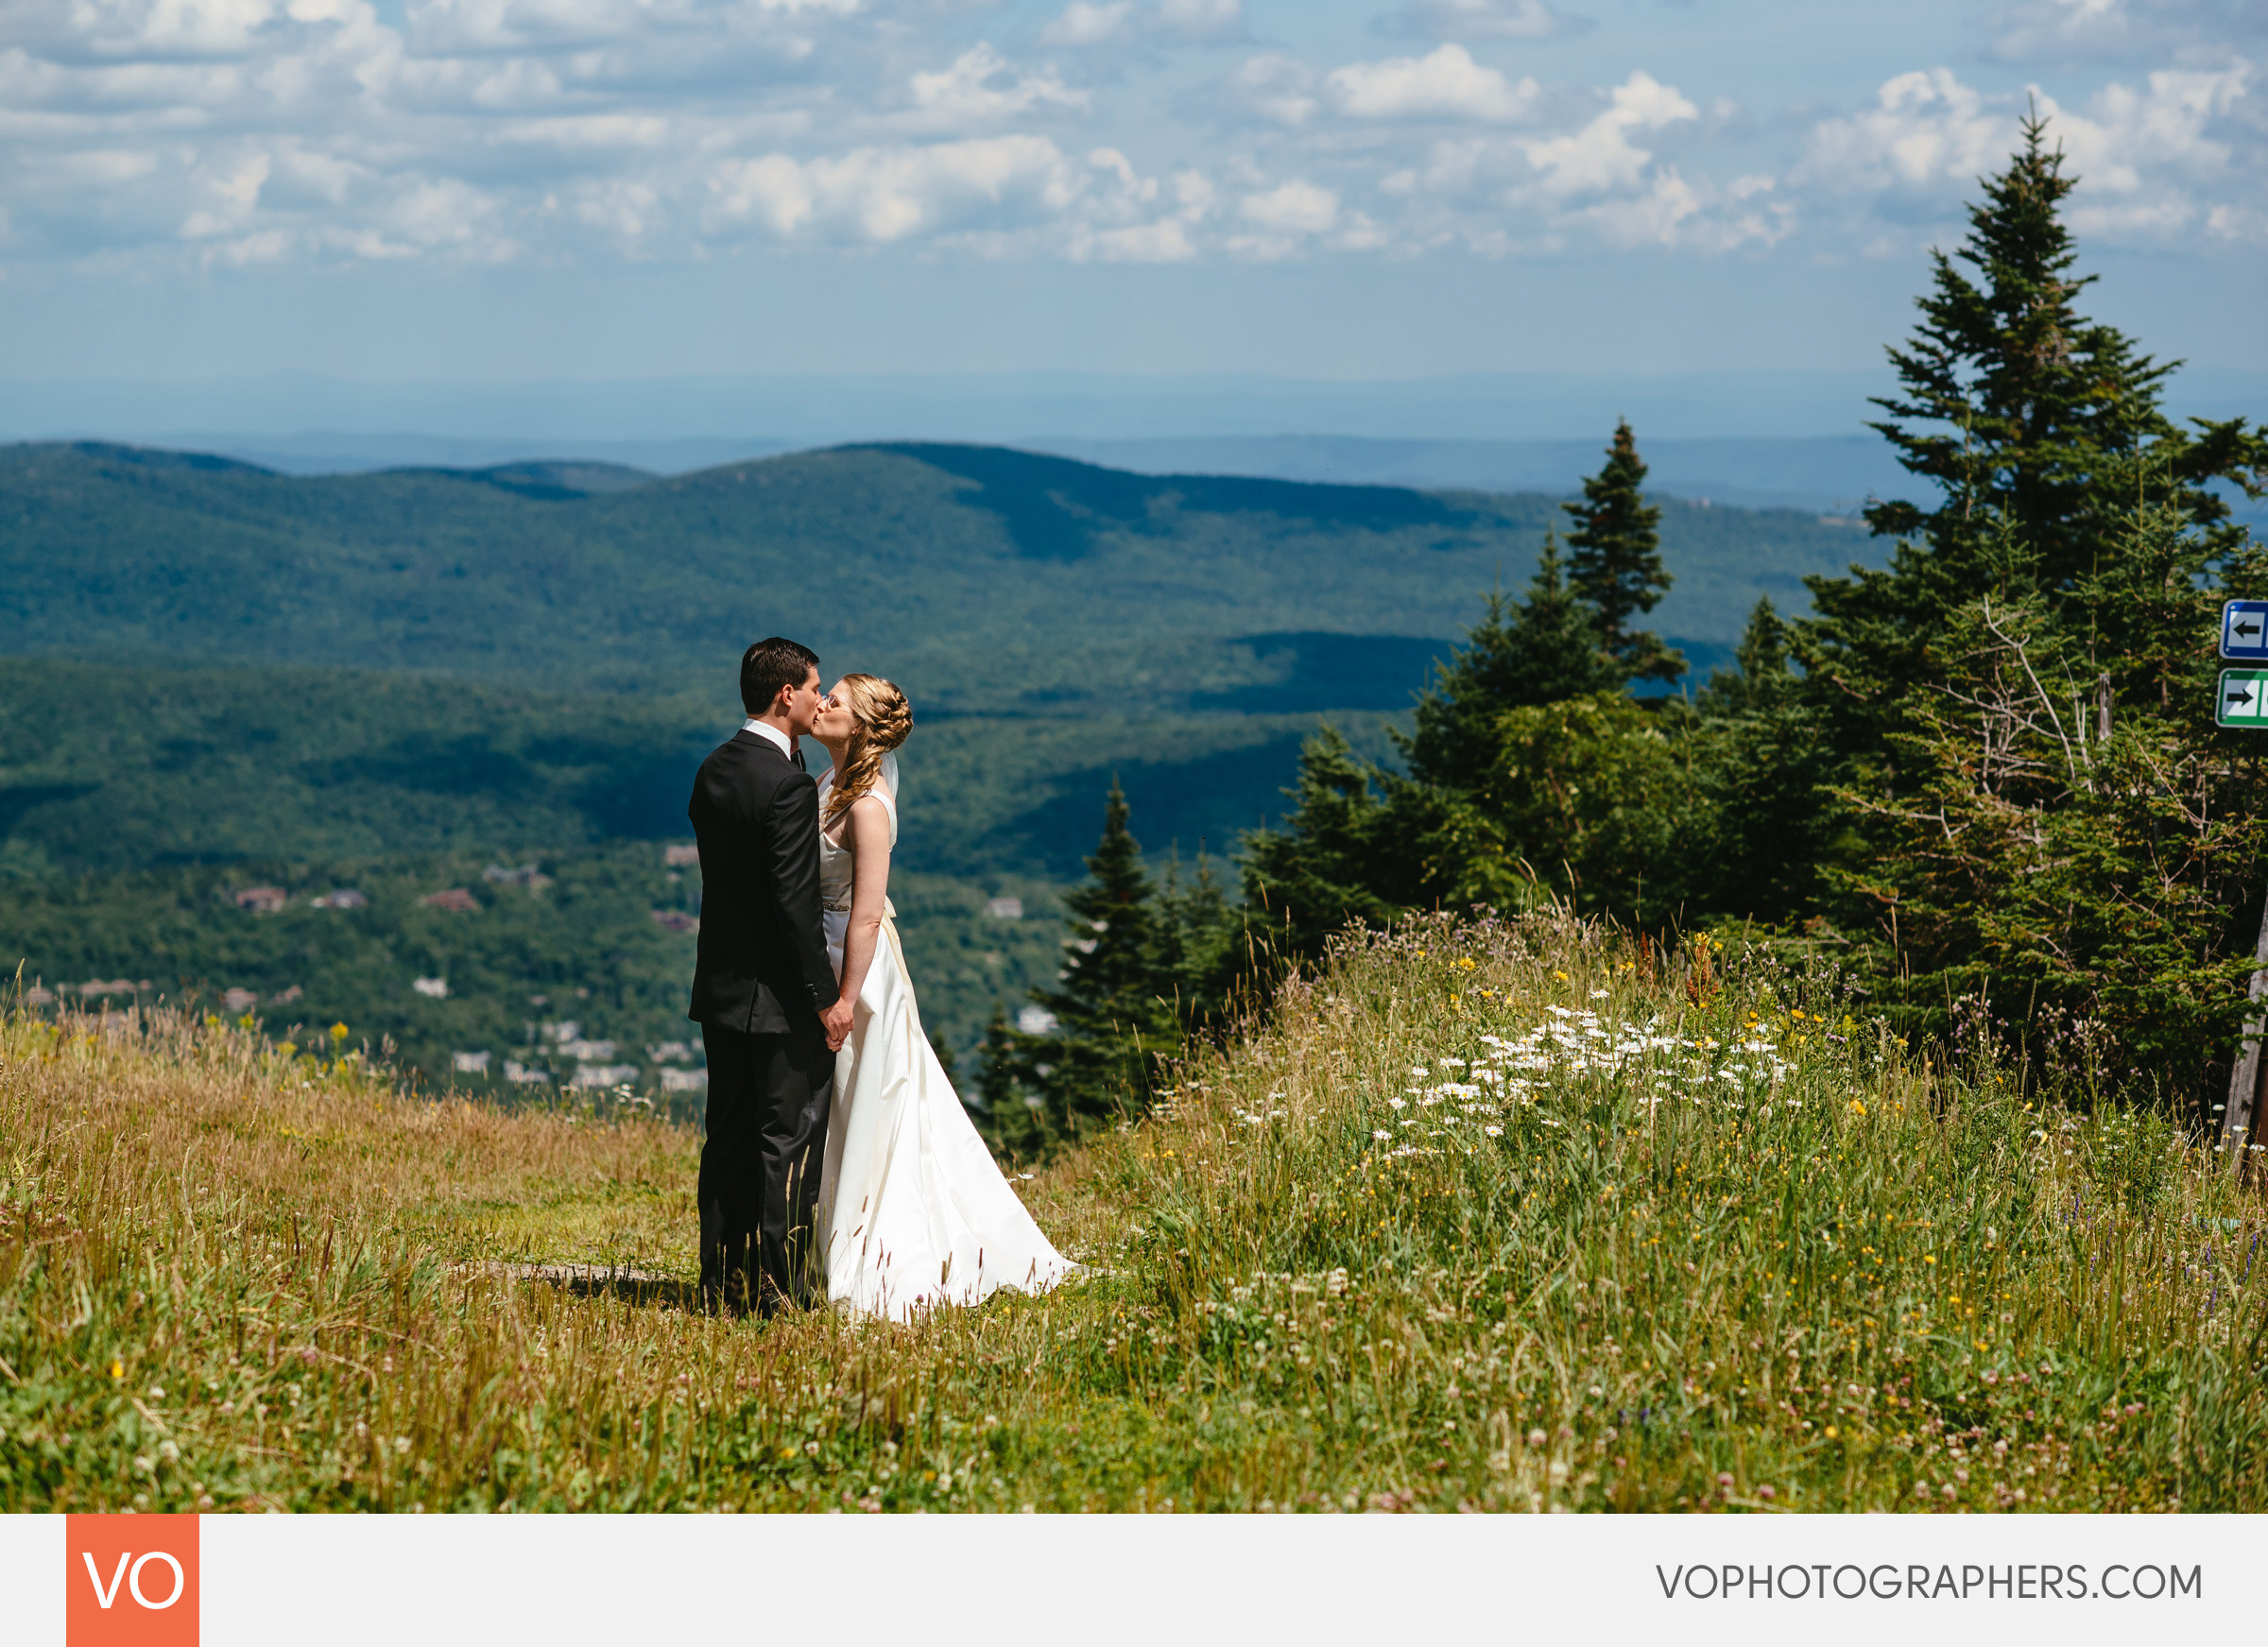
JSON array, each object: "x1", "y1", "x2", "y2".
[{"x1": 686, "y1": 730, "x2": 838, "y2": 1035}]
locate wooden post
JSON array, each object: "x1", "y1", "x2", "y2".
[{"x1": 2222, "y1": 883, "x2": 2268, "y2": 1152}]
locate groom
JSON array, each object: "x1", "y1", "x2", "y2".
[{"x1": 687, "y1": 637, "x2": 854, "y2": 1316}]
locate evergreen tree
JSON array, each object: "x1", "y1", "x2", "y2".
[
  {"x1": 974, "y1": 1002, "x2": 1051, "y2": 1162},
  {"x1": 1696, "y1": 596, "x2": 1794, "y2": 717},
  {"x1": 1403, "y1": 534, "x2": 1624, "y2": 788},
  {"x1": 1692, "y1": 597, "x2": 1823, "y2": 920},
  {"x1": 1244, "y1": 523, "x2": 1703, "y2": 962},
  {"x1": 1765, "y1": 116, "x2": 2268, "y2": 1110},
  {"x1": 1238, "y1": 730, "x2": 1412, "y2": 967},
  {"x1": 1563, "y1": 421, "x2": 1683, "y2": 684},
  {"x1": 1021, "y1": 783, "x2": 1180, "y2": 1137},
  {"x1": 1153, "y1": 848, "x2": 1234, "y2": 1029},
  {"x1": 1799, "y1": 112, "x2": 2265, "y2": 758},
  {"x1": 1839, "y1": 493, "x2": 2268, "y2": 1111}
]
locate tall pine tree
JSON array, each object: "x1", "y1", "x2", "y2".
[
  {"x1": 1020, "y1": 783, "x2": 1180, "y2": 1137},
  {"x1": 1563, "y1": 421, "x2": 1683, "y2": 685},
  {"x1": 1692, "y1": 597, "x2": 1822, "y2": 921},
  {"x1": 974, "y1": 1002, "x2": 1051, "y2": 1163},
  {"x1": 1153, "y1": 848, "x2": 1235, "y2": 1031},
  {"x1": 1776, "y1": 116, "x2": 2268, "y2": 1113},
  {"x1": 1800, "y1": 112, "x2": 2265, "y2": 759},
  {"x1": 1239, "y1": 729, "x2": 1411, "y2": 967},
  {"x1": 1243, "y1": 524, "x2": 1694, "y2": 960},
  {"x1": 1403, "y1": 532, "x2": 1624, "y2": 788}
]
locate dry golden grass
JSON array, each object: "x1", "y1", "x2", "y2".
[{"x1": 5, "y1": 913, "x2": 2266, "y2": 1513}]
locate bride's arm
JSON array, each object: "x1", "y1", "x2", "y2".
[{"x1": 833, "y1": 794, "x2": 894, "y2": 1014}]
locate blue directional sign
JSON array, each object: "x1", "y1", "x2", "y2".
[{"x1": 2222, "y1": 601, "x2": 2268, "y2": 660}]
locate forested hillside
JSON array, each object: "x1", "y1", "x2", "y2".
[
  {"x1": 0, "y1": 657, "x2": 1405, "y2": 1083},
  {"x1": 0, "y1": 438, "x2": 1863, "y2": 1091},
  {"x1": 0, "y1": 440, "x2": 1857, "y2": 710}
]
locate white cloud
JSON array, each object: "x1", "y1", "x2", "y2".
[
  {"x1": 707, "y1": 134, "x2": 1082, "y2": 242},
  {"x1": 906, "y1": 44, "x2": 1087, "y2": 130},
  {"x1": 1156, "y1": 0, "x2": 1243, "y2": 42},
  {"x1": 1221, "y1": 51, "x2": 1317, "y2": 126},
  {"x1": 1384, "y1": 0, "x2": 1589, "y2": 42},
  {"x1": 2047, "y1": 63, "x2": 2248, "y2": 187},
  {"x1": 1042, "y1": 0, "x2": 1242, "y2": 52},
  {"x1": 1800, "y1": 68, "x2": 2013, "y2": 193},
  {"x1": 1521, "y1": 70, "x2": 1695, "y2": 197},
  {"x1": 1325, "y1": 44, "x2": 1538, "y2": 123},
  {"x1": 1240, "y1": 177, "x2": 1337, "y2": 232},
  {"x1": 0, "y1": 0, "x2": 2259, "y2": 279},
  {"x1": 2047, "y1": 62, "x2": 2257, "y2": 239},
  {"x1": 1580, "y1": 169, "x2": 1792, "y2": 249},
  {"x1": 1069, "y1": 160, "x2": 1216, "y2": 261},
  {"x1": 1040, "y1": 2, "x2": 1135, "y2": 48},
  {"x1": 1798, "y1": 61, "x2": 2262, "y2": 244},
  {"x1": 1076, "y1": 217, "x2": 1194, "y2": 258},
  {"x1": 1985, "y1": 0, "x2": 2268, "y2": 63}
]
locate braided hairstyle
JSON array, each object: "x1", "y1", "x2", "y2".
[{"x1": 823, "y1": 673, "x2": 914, "y2": 826}]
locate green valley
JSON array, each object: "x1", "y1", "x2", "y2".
[{"x1": 0, "y1": 437, "x2": 1872, "y2": 1088}]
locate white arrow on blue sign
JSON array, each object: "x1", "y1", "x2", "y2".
[{"x1": 2222, "y1": 601, "x2": 2268, "y2": 660}]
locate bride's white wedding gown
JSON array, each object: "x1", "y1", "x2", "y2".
[{"x1": 814, "y1": 769, "x2": 1076, "y2": 1321}]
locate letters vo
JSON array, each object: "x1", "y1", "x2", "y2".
[{"x1": 64, "y1": 1516, "x2": 198, "y2": 1647}]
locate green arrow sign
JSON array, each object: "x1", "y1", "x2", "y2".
[{"x1": 2219, "y1": 669, "x2": 2268, "y2": 727}]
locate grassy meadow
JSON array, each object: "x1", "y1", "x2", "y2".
[{"x1": 4, "y1": 913, "x2": 2264, "y2": 1514}]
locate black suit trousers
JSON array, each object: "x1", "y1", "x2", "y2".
[{"x1": 698, "y1": 1018, "x2": 835, "y2": 1313}]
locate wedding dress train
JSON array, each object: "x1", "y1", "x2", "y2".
[{"x1": 814, "y1": 767, "x2": 1075, "y2": 1320}]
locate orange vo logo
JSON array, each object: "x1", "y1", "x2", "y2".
[{"x1": 65, "y1": 1516, "x2": 198, "y2": 1647}]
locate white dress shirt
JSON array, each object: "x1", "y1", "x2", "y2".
[{"x1": 741, "y1": 717, "x2": 795, "y2": 760}]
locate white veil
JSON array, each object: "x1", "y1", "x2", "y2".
[{"x1": 880, "y1": 750, "x2": 900, "y2": 805}]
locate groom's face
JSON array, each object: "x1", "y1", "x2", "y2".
[{"x1": 781, "y1": 665, "x2": 824, "y2": 737}]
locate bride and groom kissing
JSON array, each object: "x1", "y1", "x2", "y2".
[{"x1": 686, "y1": 637, "x2": 1074, "y2": 1321}]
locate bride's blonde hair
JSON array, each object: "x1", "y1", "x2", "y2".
[{"x1": 824, "y1": 673, "x2": 913, "y2": 825}]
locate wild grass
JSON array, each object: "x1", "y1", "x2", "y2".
[{"x1": 4, "y1": 911, "x2": 2265, "y2": 1513}]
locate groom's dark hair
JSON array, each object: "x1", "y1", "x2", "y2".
[{"x1": 740, "y1": 637, "x2": 820, "y2": 715}]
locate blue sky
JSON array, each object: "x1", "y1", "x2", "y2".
[{"x1": 0, "y1": 0, "x2": 2261, "y2": 397}]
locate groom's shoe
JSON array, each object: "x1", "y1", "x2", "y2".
[
  {"x1": 703, "y1": 1261, "x2": 757, "y2": 1319},
  {"x1": 697, "y1": 1199, "x2": 726, "y2": 1314}
]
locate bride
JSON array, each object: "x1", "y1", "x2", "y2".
[{"x1": 808, "y1": 673, "x2": 1077, "y2": 1321}]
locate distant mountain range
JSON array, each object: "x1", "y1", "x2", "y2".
[
  {"x1": 10, "y1": 364, "x2": 2257, "y2": 513},
  {"x1": 161, "y1": 430, "x2": 1905, "y2": 513},
  {"x1": 0, "y1": 438, "x2": 1873, "y2": 712}
]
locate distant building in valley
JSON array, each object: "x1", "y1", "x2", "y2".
[
  {"x1": 234, "y1": 886, "x2": 288, "y2": 914},
  {"x1": 650, "y1": 908, "x2": 698, "y2": 934},
  {"x1": 79, "y1": 979, "x2": 140, "y2": 999},
  {"x1": 502, "y1": 1060, "x2": 550, "y2": 1085},
  {"x1": 539, "y1": 1020, "x2": 581, "y2": 1045},
  {"x1": 311, "y1": 889, "x2": 368, "y2": 909},
  {"x1": 272, "y1": 985, "x2": 304, "y2": 1004},
  {"x1": 646, "y1": 1040, "x2": 694, "y2": 1063},
  {"x1": 569, "y1": 1063, "x2": 640, "y2": 1089},
  {"x1": 25, "y1": 987, "x2": 55, "y2": 1006},
  {"x1": 453, "y1": 1050, "x2": 491, "y2": 1072},
  {"x1": 222, "y1": 987, "x2": 257, "y2": 1013},
  {"x1": 560, "y1": 1038, "x2": 617, "y2": 1061},
  {"x1": 663, "y1": 843, "x2": 701, "y2": 866},
  {"x1": 483, "y1": 864, "x2": 552, "y2": 888},
  {"x1": 661, "y1": 1068, "x2": 709, "y2": 1092},
  {"x1": 412, "y1": 976, "x2": 448, "y2": 999},
  {"x1": 421, "y1": 888, "x2": 479, "y2": 912},
  {"x1": 1018, "y1": 1006, "x2": 1058, "y2": 1036},
  {"x1": 986, "y1": 897, "x2": 1024, "y2": 919}
]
